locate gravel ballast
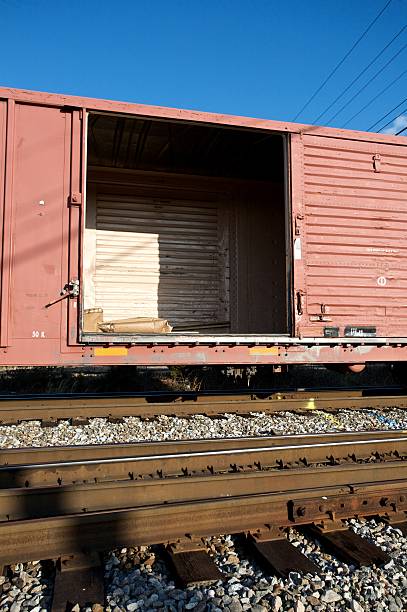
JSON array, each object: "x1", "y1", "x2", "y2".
[
  {"x1": 0, "y1": 561, "x2": 52, "y2": 612},
  {"x1": 0, "y1": 409, "x2": 406, "y2": 448},
  {"x1": 1, "y1": 406, "x2": 407, "y2": 610},
  {"x1": 103, "y1": 518, "x2": 407, "y2": 612},
  {"x1": 2, "y1": 519, "x2": 407, "y2": 610}
]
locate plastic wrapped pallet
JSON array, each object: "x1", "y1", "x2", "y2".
[{"x1": 98, "y1": 317, "x2": 173, "y2": 334}]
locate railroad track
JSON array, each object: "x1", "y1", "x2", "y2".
[
  {"x1": 0, "y1": 389, "x2": 406, "y2": 424},
  {"x1": 0, "y1": 429, "x2": 406, "y2": 608},
  {"x1": 5, "y1": 520, "x2": 405, "y2": 612}
]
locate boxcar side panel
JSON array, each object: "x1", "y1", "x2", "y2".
[
  {"x1": 10, "y1": 104, "x2": 68, "y2": 344},
  {"x1": 297, "y1": 134, "x2": 407, "y2": 338}
]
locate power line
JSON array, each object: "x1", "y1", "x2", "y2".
[
  {"x1": 341, "y1": 68, "x2": 407, "y2": 128},
  {"x1": 325, "y1": 40, "x2": 407, "y2": 125},
  {"x1": 292, "y1": 0, "x2": 393, "y2": 121},
  {"x1": 368, "y1": 95, "x2": 407, "y2": 130},
  {"x1": 378, "y1": 106, "x2": 407, "y2": 132},
  {"x1": 313, "y1": 24, "x2": 406, "y2": 124},
  {"x1": 396, "y1": 125, "x2": 407, "y2": 135}
]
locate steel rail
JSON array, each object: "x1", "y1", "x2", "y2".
[
  {"x1": 1, "y1": 429, "x2": 406, "y2": 464},
  {"x1": 0, "y1": 391, "x2": 406, "y2": 423},
  {"x1": 1, "y1": 431, "x2": 406, "y2": 488},
  {"x1": 0, "y1": 385, "x2": 403, "y2": 400},
  {"x1": 1, "y1": 461, "x2": 405, "y2": 521},
  {"x1": 0, "y1": 466, "x2": 406, "y2": 564},
  {"x1": 3, "y1": 433, "x2": 407, "y2": 468},
  {"x1": 0, "y1": 432, "x2": 406, "y2": 564},
  {"x1": 0, "y1": 488, "x2": 356, "y2": 564}
]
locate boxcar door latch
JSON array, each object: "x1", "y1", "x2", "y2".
[{"x1": 45, "y1": 279, "x2": 80, "y2": 308}]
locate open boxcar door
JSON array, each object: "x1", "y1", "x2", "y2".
[{"x1": 291, "y1": 132, "x2": 407, "y2": 340}]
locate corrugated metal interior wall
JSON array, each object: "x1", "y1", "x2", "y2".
[{"x1": 85, "y1": 182, "x2": 230, "y2": 332}]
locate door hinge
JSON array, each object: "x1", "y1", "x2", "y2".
[
  {"x1": 373, "y1": 154, "x2": 381, "y2": 173},
  {"x1": 295, "y1": 214, "x2": 304, "y2": 236}
]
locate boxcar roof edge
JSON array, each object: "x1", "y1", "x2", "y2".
[{"x1": 0, "y1": 85, "x2": 406, "y2": 146}]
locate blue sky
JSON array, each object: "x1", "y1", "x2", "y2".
[{"x1": 0, "y1": 0, "x2": 406, "y2": 133}]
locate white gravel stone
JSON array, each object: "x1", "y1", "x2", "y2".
[
  {"x1": 320, "y1": 589, "x2": 342, "y2": 603},
  {"x1": 271, "y1": 595, "x2": 282, "y2": 611}
]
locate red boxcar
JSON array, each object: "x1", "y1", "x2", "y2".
[{"x1": 0, "y1": 86, "x2": 407, "y2": 367}]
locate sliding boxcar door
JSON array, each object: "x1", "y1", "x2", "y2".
[
  {"x1": 9, "y1": 104, "x2": 85, "y2": 355},
  {"x1": 292, "y1": 133, "x2": 407, "y2": 338},
  {"x1": 10, "y1": 104, "x2": 71, "y2": 349}
]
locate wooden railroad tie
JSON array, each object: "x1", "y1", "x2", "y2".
[{"x1": 51, "y1": 553, "x2": 104, "y2": 612}]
